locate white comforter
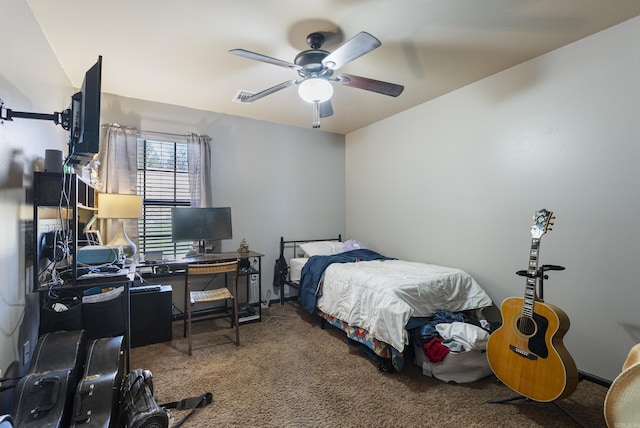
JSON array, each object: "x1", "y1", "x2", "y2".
[{"x1": 315, "y1": 259, "x2": 492, "y2": 352}]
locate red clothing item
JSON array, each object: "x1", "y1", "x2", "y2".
[{"x1": 423, "y1": 336, "x2": 450, "y2": 363}]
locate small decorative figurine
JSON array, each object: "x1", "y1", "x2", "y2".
[{"x1": 238, "y1": 238, "x2": 249, "y2": 253}]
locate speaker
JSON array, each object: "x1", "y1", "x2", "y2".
[
  {"x1": 129, "y1": 285, "x2": 172, "y2": 348},
  {"x1": 44, "y1": 149, "x2": 63, "y2": 173}
]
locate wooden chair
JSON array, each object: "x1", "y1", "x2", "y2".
[{"x1": 184, "y1": 260, "x2": 240, "y2": 355}]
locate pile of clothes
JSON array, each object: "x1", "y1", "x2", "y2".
[{"x1": 409, "y1": 310, "x2": 494, "y2": 383}]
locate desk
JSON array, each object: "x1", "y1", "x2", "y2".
[{"x1": 137, "y1": 251, "x2": 263, "y2": 324}]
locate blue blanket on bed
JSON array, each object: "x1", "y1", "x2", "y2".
[{"x1": 298, "y1": 249, "x2": 394, "y2": 313}]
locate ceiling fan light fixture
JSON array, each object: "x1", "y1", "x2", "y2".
[{"x1": 298, "y1": 78, "x2": 333, "y2": 103}]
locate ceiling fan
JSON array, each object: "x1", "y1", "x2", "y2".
[{"x1": 229, "y1": 31, "x2": 404, "y2": 128}]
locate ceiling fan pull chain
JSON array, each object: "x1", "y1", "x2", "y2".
[{"x1": 312, "y1": 102, "x2": 321, "y2": 128}]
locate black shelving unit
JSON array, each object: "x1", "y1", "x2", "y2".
[{"x1": 33, "y1": 171, "x2": 132, "y2": 371}]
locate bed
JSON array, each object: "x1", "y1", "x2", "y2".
[{"x1": 275, "y1": 236, "x2": 493, "y2": 373}]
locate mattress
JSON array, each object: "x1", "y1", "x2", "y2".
[
  {"x1": 289, "y1": 257, "x2": 307, "y2": 283},
  {"x1": 315, "y1": 259, "x2": 492, "y2": 352}
]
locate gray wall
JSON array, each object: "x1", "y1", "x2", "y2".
[
  {"x1": 0, "y1": 0, "x2": 73, "y2": 395},
  {"x1": 345, "y1": 16, "x2": 640, "y2": 381}
]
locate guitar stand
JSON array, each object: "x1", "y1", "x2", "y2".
[
  {"x1": 262, "y1": 290, "x2": 288, "y2": 325},
  {"x1": 263, "y1": 304, "x2": 288, "y2": 325},
  {"x1": 488, "y1": 394, "x2": 586, "y2": 428},
  {"x1": 489, "y1": 264, "x2": 587, "y2": 428},
  {"x1": 514, "y1": 264, "x2": 565, "y2": 301}
]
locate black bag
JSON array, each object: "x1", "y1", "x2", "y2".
[
  {"x1": 273, "y1": 255, "x2": 289, "y2": 288},
  {"x1": 118, "y1": 369, "x2": 168, "y2": 428},
  {"x1": 71, "y1": 336, "x2": 124, "y2": 427}
]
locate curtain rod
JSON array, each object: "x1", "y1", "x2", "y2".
[
  {"x1": 102, "y1": 124, "x2": 210, "y2": 141},
  {"x1": 139, "y1": 129, "x2": 210, "y2": 140}
]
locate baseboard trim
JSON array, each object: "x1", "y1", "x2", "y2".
[{"x1": 578, "y1": 370, "x2": 611, "y2": 388}]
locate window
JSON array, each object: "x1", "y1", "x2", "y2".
[{"x1": 136, "y1": 137, "x2": 192, "y2": 259}]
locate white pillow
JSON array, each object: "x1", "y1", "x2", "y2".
[{"x1": 299, "y1": 241, "x2": 344, "y2": 257}]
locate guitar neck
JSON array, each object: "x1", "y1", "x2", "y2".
[{"x1": 522, "y1": 237, "x2": 540, "y2": 317}]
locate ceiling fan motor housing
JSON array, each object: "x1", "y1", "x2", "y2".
[{"x1": 294, "y1": 50, "x2": 333, "y2": 78}]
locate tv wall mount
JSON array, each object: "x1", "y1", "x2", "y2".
[{"x1": 0, "y1": 98, "x2": 72, "y2": 130}]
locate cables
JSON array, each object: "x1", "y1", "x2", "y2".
[{"x1": 35, "y1": 172, "x2": 75, "y2": 290}]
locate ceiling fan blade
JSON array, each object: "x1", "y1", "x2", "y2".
[
  {"x1": 322, "y1": 32, "x2": 381, "y2": 70},
  {"x1": 242, "y1": 80, "x2": 298, "y2": 103},
  {"x1": 336, "y1": 73, "x2": 404, "y2": 97},
  {"x1": 229, "y1": 49, "x2": 301, "y2": 70},
  {"x1": 318, "y1": 100, "x2": 334, "y2": 118}
]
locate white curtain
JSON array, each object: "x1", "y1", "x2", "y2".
[
  {"x1": 187, "y1": 133, "x2": 212, "y2": 207},
  {"x1": 186, "y1": 133, "x2": 213, "y2": 252},
  {"x1": 94, "y1": 123, "x2": 140, "y2": 246},
  {"x1": 95, "y1": 126, "x2": 213, "y2": 254}
]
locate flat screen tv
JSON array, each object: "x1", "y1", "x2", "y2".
[
  {"x1": 171, "y1": 207, "x2": 233, "y2": 244},
  {"x1": 0, "y1": 55, "x2": 102, "y2": 167},
  {"x1": 68, "y1": 55, "x2": 102, "y2": 164}
]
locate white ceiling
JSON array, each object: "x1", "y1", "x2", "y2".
[{"x1": 26, "y1": 0, "x2": 640, "y2": 135}]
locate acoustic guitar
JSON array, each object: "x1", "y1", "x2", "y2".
[{"x1": 486, "y1": 209, "x2": 578, "y2": 402}]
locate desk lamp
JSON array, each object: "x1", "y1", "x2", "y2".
[{"x1": 98, "y1": 193, "x2": 143, "y2": 258}]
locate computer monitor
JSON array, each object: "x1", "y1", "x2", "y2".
[{"x1": 171, "y1": 207, "x2": 233, "y2": 253}]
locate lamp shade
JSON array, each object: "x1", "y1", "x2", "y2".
[
  {"x1": 97, "y1": 193, "x2": 143, "y2": 219},
  {"x1": 97, "y1": 193, "x2": 143, "y2": 258},
  {"x1": 298, "y1": 78, "x2": 333, "y2": 103}
]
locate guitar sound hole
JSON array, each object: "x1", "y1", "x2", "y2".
[{"x1": 516, "y1": 316, "x2": 536, "y2": 336}]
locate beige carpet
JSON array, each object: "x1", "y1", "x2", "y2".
[{"x1": 130, "y1": 302, "x2": 609, "y2": 428}]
